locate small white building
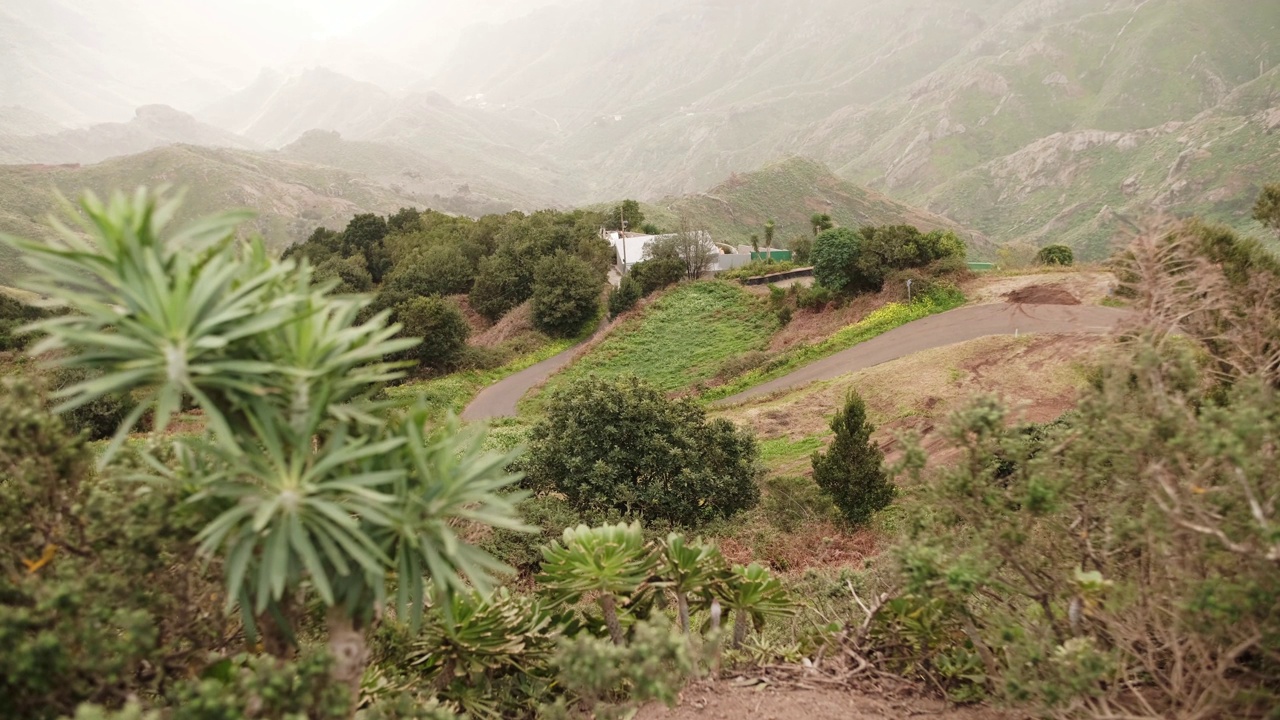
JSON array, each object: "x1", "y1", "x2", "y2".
[{"x1": 603, "y1": 230, "x2": 721, "y2": 274}]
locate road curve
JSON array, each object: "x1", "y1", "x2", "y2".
[
  {"x1": 461, "y1": 302, "x2": 1130, "y2": 421},
  {"x1": 713, "y1": 303, "x2": 1130, "y2": 407},
  {"x1": 462, "y1": 319, "x2": 611, "y2": 422}
]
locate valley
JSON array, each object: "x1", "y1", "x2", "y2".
[{"x1": 2, "y1": 2, "x2": 1279, "y2": 719}]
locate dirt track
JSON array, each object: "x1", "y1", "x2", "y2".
[{"x1": 713, "y1": 303, "x2": 1127, "y2": 407}]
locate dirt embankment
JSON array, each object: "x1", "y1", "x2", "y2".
[
  {"x1": 1002, "y1": 284, "x2": 1080, "y2": 305},
  {"x1": 638, "y1": 681, "x2": 1021, "y2": 720}
]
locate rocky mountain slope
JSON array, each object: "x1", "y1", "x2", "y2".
[
  {"x1": 429, "y1": 0, "x2": 1280, "y2": 256},
  {"x1": 0, "y1": 105, "x2": 260, "y2": 165},
  {"x1": 644, "y1": 157, "x2": 995, "y2": 256},
  {"x1": 0, "y1": 144, "x2": 418, "y2": 285}
]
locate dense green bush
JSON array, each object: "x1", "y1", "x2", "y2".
[
  {"x1": 525, "y1": 376, "x2": 760, "y2": 527},
  {"x1": 811, "y1": 391, "x2": 894, "y2": 526},
  {"x1": 795, "y1": 283, "x2": 836, "y2": 310},
  {"x1": 49, "y1": 366, "x2": 136, "y2": 441},
  {"x1": 0, "y1": 378, "x2": 229, "y2": 720},
  {"x1": 385, "y1": 245, "x2": 475, "y2": 298},
  {"x1": 1253, "y1": 183, "x2": 1280, "y2": 233},
  {"x1": 811, "y1": 227, "x2": 863, "y2": 292},
  {"x1": 856, "y1": 226, "x2": 966, "y2": 290},
  {"x1": 628, "y1": 257, "x2": 685, "y2": 295},
  {"x1": 0, "y1": 292, "x2": 46, "y2": 351},
  {"x1": 469, "y1": 251, "x2": 528, "y2": 321},
  {"x1": 394, "y1": 296, "x2": 470, "y2": 369},
  {"x1": 607, "y1": 276, "x2": 642, "y2": 318},
  {"x1": 315, "y1": 254, "x2": 375, "y2": 293},
  {"x1": 1036, "y1": 244, "x2": 1074, "y2": 266},
  {"x1": 532, "y1": 252, "x2": 601, "y2": 337},
  {"x1": 789, "y1": 235, "x2": 813, "y2": 264}
]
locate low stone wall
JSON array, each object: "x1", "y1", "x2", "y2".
[{"x1": 740, "y1": 267, "x2": 815, "y2": 286}]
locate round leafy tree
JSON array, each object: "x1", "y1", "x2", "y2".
[
  {"x1": 525, "y1": 376, "x2": 760, "y2": 527},
  {"x1": 385, "y1": 245, "x2": 475, "y2": 298},
  {"x1": 532, "y1": 251, "x2": 601, "y2": 337},
  {"x1": 811, "y1": 227, "x2": 863, "y2": 292},
  {"x1": 1036, "y1": 244, "x2": 1074, "y2": 266},
  {"x1": 470, "y1": 250, "x2": 529, "y2": 322},
  {"x1": 394, "y1": 296, "x2": 470, "y2": 369},
  {"x1": 811, "y1": 390, "x2": 894, "y2": 526}
]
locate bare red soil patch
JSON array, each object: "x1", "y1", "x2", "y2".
[{"x1": 1002, "y1": 284, "x2": 1080, "y2": 305}]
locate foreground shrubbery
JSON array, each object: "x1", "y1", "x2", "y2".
[
  {"x1": 853, "y1": 219, "x2": 1280, "y2": 718},
  {"x1": 0, "y1": 191, "x2": 792, "y2": 720}
]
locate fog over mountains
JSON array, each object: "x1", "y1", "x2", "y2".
[{"x1": 2, "y1": 0, "x2": 1278, "y2": 263}]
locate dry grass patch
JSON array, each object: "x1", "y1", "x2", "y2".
[{"x1": 719, "y1": 333, "x2": 1109, "y2": 470}]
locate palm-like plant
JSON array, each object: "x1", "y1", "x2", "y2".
[
  {"x1": 3, "y1": 189, "x2": 530, "y2": 712},
  {"x1": 538, "y1": 522, "x2": 656, "y2": 644},
  {"x1": 714, "y1": 563, "x2": 797, "y2": 648},
  {"x1": 657, "y1": 533, "x2": 728, "y2": 634}
]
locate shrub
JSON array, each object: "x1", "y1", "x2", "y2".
[
  {"x1": 795, "y1": 284, "x2": 835, "y2": 311},
  {"x1": 856, "y1": 226, "x2": 966, "y2": 290},
  {"x1": 789, "y1": 235, "x2": 813, "y2": 264},
  {"x1": 525, "y1": 376, "x2": 760, "y2": 528},
  {"x1": 716, "y1": 350, "x2": 772, "y2": 380},
  {"x1": 0, "y1": 378, "x2": 228, "y2": 720},
  {"x1": 629, "y1": 257, "x2": 685, "y2": 295},
  {"x1": 314, "y1": 254, "x2": 374, "y2": 293},
  {"x1": 1253, "y1": 183, "x2": 1280, "y2": 233},
  {"x1": 482, "y1": 494, "x2": 583, "y2": 575},
  {"x1": 0, "y1": 293, "x2": 46, "y2": 351},
  {"x1": 607, "y1": 276, "x2": 642, "y2": 318},
  {"x1": 395, "y1": 296, "x2": 470, "y2": 369},
  {"x1": 385, "y1": 245, "x2": 475, "y2": 298},
  {"x1": 470, "y1": 251, "x2": 529, "y2": 321},
  {"x1": 811, "y1": 227, "x2": 862, "y2": 292},
  {"x1": 51, "y1": 367, "x2": 137, "y2": 441},
  {"x1": 811, "y1": 390, "x2": 894, "y2": 526},
  {"x1": 5, "y1": 189, "x2": 529, "y2": 710},
  {"x1": 551, "y1": 616, "x2": 693, "y2": 718},
  {"x1": 532, "y1": 252, "x2": 601, "y2": 337},
  {"x1": 1036, "y1": 244, "x2": 1074, "y2": 266}
]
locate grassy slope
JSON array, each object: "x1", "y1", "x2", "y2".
[
  {"x1": 703, "y1": 285, "x2": 967, "y2": 402},
  {"x1": 639, "y1": 157, "x2": 995, "y2": 257},
  {"x1": 0, "y1": 145, "x2": 419, "y2": 285},
  {"x1": 539, "y1": 281, "x2": 776, "y2": 397}
]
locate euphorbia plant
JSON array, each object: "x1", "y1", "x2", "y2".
[
  {"x1": 537, "y1": 522, "x2": 656, "y2": 644},
  {"x1": 714, "y1": 563, "x2": 796, "y2": 648},
  {"x1": 657, "y1": 533, "x2": 728, "y2": 634},
  {"x1": 5, "y1": 190, "x2": 530, "y2": 714}
]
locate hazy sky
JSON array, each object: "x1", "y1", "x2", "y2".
[{"x1": 1, "y1": 0, "x2": 565, "y2": 123}]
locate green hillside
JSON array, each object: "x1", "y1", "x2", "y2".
[
  {"x1": 642, "y1": 158, "x2": 994, "y2": 256},
  {"x1": 0, "y1": 144, "x2": 418, "y2": 285}
]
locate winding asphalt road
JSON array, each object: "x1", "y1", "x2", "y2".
[
  {"x1": 461, "y1": 302, "x2": 1129, "y2": 421},
  {"x1": 713, "y1": 303, "x2": 1128, "y2": 407}
]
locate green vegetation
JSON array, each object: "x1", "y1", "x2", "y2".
[
  {"x1": 1255, "y1": 183, "x2": 1280, "y2": 235},
  {"x1": 639, "y1": 158, "x2": 984, "y2": 256},
  {"x1": 811, "y1": 391, "x2": 894, "y2": 526},
  {"x1": 524, "y1": 376, "x2": 760, "y2": 528},
  {"x1": 0, "y1": 189, "x2": 801, "y2": 720},
  {"x1": 1036, "y1": 244, "x2": 1074, "y2": 266},
  {"x1": 719, "y1": 259, "x2": 801, "y2": 281},
  {"x1": 395, "y1": 296, "x2": 470, "y2": 369},
  {"x1": 547, "y1": 281, "x2": 775, "y2": 394},
  {"x1": 706, "y1": 283, "x2": 966, "y2": 401},
  {"x1": 531, "y1": 252, "x2": 600, "y2": 337}
]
